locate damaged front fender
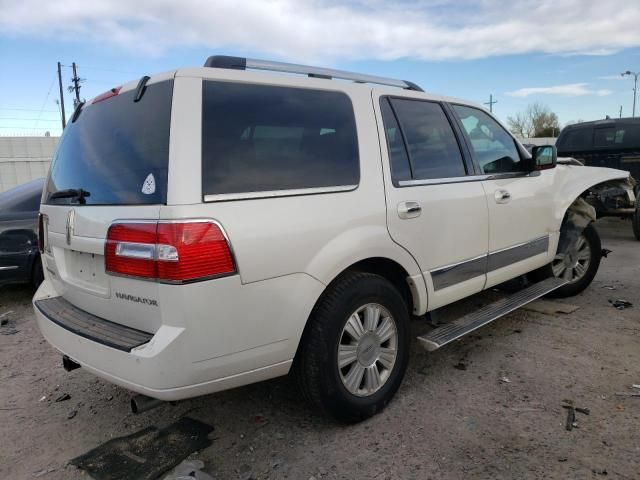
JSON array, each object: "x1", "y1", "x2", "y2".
[{"x1": 551, "y1": 165, "x2": 633, "y2": 228}]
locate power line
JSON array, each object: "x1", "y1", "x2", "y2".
[
  {"x1": 71, "y1": 65, "x2": 138, "y2": 75},
  {"x1": 0, "y1": 117, "x2": 59, "y2": 121},
  {"x1": 34, "y1": 74, "x2": 57, "y2": 129},
  {"x1": 0, "y1": 108, "x2": 59, "y2": 112}
]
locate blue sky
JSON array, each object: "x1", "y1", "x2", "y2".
[{"x1": 1, "y1": 0, "x2": 639, "y2": 137}]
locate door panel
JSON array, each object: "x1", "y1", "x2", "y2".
[
  {"x1": 374, "y1": 92, "x2": 489, "y2": 310},
  {"x1": 448, "y1": 103, "x2": 555, "y2": 286}
]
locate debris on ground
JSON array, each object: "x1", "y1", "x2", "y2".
[
  {"x1": 614, "y1": 392, "x2": 640, "y2": 398},
  {"x1": 0, "y1": 312, "x2": 19, "y2": 335},
  {"x1": 55, "y1": 393, "x2": 71, "y2": 403},
  {"x1": 453, "y1": 362, "x2": 467, "y2": 371},
  {"x1": 38, "y1": 395, "x2": 47, "y2": 402},
  {"x1": 602, "y1": 285, "x2": 616, "y2": 290},
  {"x1": 499, "y1": 376, "x2": 511, "y2": 384},
  {"x1": 601, "y1": 248, "x2": 613, "y2": 258},
  {"x1": 632, "y1": 384, "x2": 640, "y2": 389},
  {"x1": 70, "y1": 417, "x2": 213, "y2": 480},
  {"x1": 0, "y1": 310, "x2": 13, "y2": 324},
  {"x1": 67, "y1": 410, "x2": 77, "y2": 420},
  {"x1": 609, "y1": 299, "x2": 632, "y2": 310},
  {"x1": 562, "y1": 400, "x2": 589, "y2": 431},
  {"x1": 33, "y1": 467, "x2": 57, "y2": 477},
  {"x1": 162, "y1": 459, "x2": 214, "y2": 480},
  {"x1": 523, "y1": 300, "x2": 579, "y2": 315}
]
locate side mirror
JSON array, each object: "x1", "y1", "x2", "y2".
[{"x1": 531, "y1": 145, "x2": 557, "y2": 170}]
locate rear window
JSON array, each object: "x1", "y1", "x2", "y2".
[
  {"x1": 201, "y1": 81, "x2": 359, "y2": 197},
  {"x1": 556, "y1": 127, "x2": 593, "y2": 152},
  {"x1": 45, "y1": 80, "x2": 173, "y2": 205}
]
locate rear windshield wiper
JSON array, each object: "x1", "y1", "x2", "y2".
[{"x1": 49, "y1": 188, "x2": 91, "y2": 204}]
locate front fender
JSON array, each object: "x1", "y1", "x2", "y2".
[{"x1": 551, "y1": 165, "x2": 631, "y2": 228}]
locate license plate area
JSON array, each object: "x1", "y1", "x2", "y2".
[{"x1": 62, "y1": 249, "x2": 109, "y2": 295}]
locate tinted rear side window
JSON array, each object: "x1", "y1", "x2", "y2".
[
  {"x1": 379, "y1": 98, "x2": 412, "y2": 184},
  {"x1": 390, "y1": 98, "x2": 466, "y2": 180},
  {"x1": 557, "y1": 127, "x2": 593, "y2": 152},
  {"x1": 202, "y1": 82, "x2": 359, "y2": 196},
  {"x1": 46, "y1": 81, "x2": 173, "y2": 205}
]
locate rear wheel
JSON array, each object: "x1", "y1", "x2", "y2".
[
  {"x1": 295, "y1": 272, "x2": 410, "y2": 423},
  {"x1": 632, "y1": 194, "x2": 640, "y2": 241},
  {"x1": 547, "y1": 224, "x2": 601, "y2": 298}
]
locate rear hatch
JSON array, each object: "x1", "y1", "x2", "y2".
[{"x1": 40, "y1": 76, "x2": 174, "y2": 333}]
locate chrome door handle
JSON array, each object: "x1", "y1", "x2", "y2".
[
  {"x1": 495, "y1": 189, "x2": 511, "y2": 203},
  {"x1": 398, "y1": 201, "x2": 422, "y2": 219}
]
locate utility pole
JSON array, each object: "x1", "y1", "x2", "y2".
[
  {"x1": 621, "y1": 70, "x2": 638, "y2": 118},
  {"x1": 57, "y1": 61, "x2": 66, "y2": 129},
  {"x1": 619, "y1": 105, "x2": 623, "y2": 118},
  {"x1": 484, "y1": 94, "x2": 498, "y2": 113},
  {"x1": 71, "y1": 62, "x2": 82, "y2": 108}
]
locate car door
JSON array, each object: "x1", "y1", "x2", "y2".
[
  {"x1": 450, "y1": 104, "x2": 555, "y2": 288},
  {"x1": 374, "y1": 93, "x2": 489, "y2": 310}
]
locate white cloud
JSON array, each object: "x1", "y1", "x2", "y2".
[
  {"x1": 506, "y1": 83, "x2": 612, "y2": 97},
  {"x1": 0, "y1": 0, "x2": 640, "y2": 61},
  {"x1": 598, "y1": 75, "x2": 629, "y2": 80}
]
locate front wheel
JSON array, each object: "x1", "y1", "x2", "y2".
[
  {"x1": 294, "y1": 272, "x2": 410, "y2": 423},
  {"x1": 547, "y1": 224, "x2": 602, "y2": 298}
]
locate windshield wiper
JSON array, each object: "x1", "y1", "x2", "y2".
[{"x1": 49, "y1": 188, "x2": 91, "y2": 204}]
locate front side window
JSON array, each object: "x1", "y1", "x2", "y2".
[
  {"x1": 453, "y1": 105, "x2": 522, "y2": 174},
  {"x1": 202, "y1": 82, "x2": 359, "y2": 196},
  {"x1": 388, "y1": 98, "x2": 466, "y2": 180}
]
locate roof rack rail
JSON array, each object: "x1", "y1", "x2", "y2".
[{"x1": 203, "y1": 55, "x2": 424, "y2": 92}]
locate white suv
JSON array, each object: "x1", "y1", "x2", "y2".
[{"x1": 34, "y1": 56, "x2": 631, "y2": 422}]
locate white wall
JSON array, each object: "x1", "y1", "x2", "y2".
[{"x1": 0, "y1": 136, "x2": 58, "y2": 193}]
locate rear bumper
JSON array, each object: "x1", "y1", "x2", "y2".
[{"x1": 32, "y1": 273, "x2": 324, "y2": 400}]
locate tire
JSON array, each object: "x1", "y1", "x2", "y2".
[
  {"x1": 632, "y1": 194, "x2": 640, "y2": 241},
  {"x1": 31, "y1": 255, "x2": 44, "y2": 290},
  {"x1": 535, "y1": 224, "x2": 602, "y2": 298},
  {"x1": 294, "y1": 271, "x2": 410, "y2": 423}
]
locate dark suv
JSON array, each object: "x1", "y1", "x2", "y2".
[{"x1": 557, "y1": 118, "x2": 640, "y2": 239}]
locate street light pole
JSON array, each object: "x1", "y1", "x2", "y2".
[{"x1": 621, "y1": 70, "x2": 639, "y2": 118}]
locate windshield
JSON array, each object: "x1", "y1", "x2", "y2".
[{"x1": 45, "y1": 80, "x2": 173, "y2": 205}]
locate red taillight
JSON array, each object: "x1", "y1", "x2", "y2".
[{"x1": 105, "y1": 221, "x2": 235, "y2": 283}]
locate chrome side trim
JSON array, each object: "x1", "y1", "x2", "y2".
[
  {"x1": 487, "y1": 236, "x2": 549, "y2": 272},
  {"x1": 0, "y1": 266, "x2": 19, "y2": 271},
  {"x1": 203, "y1": 184, "x2": 357, "y2": 202},
  {"x1": 397, "y1": 171, "x2": 534, "y2": 188},
  {"x1": 429, "y1": 235, "x2": 550, "y2": 291},
  {"x1": 430, "y1": 254, "x2": 487, "y2": 291},
  {"x1": 398, "y1": 175, "x2": 490, "y2": 187}
]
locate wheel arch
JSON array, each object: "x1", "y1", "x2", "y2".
[{"x1": 304, "y1": 225, "x2": 429, "y2": 316}]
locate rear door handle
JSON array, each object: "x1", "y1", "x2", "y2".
[
  {"x1": 494, "y1": 189, "x2": 511, "y2": 204},
  {"x1": 398, "y1": 201, "x2": 422, "y2": 219}
]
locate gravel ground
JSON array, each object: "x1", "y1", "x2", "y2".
[{"x1": 1, "y1": 218, "x2": 639, "y2": 480}]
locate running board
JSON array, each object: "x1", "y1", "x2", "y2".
[{"x1": 417, "y1": 277, "x2": 568, "y2": 352}]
